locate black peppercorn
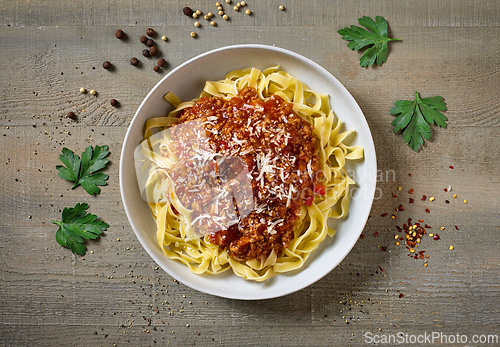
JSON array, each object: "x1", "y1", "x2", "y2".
[
  {"x1": 115, "y1": 29, "x2": 125, "y2": 39},
  {"x1": 67, "y1": 112, "x2": 76, "y2": 120},
  {"x1": 142, "y1": 49, "x2": 151, "y2": 58},
  {"x1": 102, "y1": 61, "x2": 112, "y2": 69},
  {"x1": 130, "y1": 57, "x2": 139, "y2": 66},
  {"x1": 110, "y1": 99, "x2": 118, "y2": 107},
  {"x1": 157, "y1": 58, "x2": 166, "y2": 67},
  {"x1": 153, "y1": 65, "x2": 161, "y2": 72},
  {"x1": 183, "y1": 7, "x2": 193, "y2": 16},
  {"x1": 146, "y1": 39, "x2": 155, "y2": 47},
  {"x1": 140, "y1": 35, "x2": 148, "y2": 44},
  {"x1": 146, "y1": 28, "x2": 156, "y2": 37},
  {"x1": 149, "y1": 46, "x2": 158, "y2": 56}
]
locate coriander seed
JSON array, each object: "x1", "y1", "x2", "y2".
[
  {"x1": 223, "y1": 14, "x2": 229, "y2": 20},
  {"x1": 192, "y1": 13, "x2": 198, "y2": 18},
  {"x1": 79, "y1": 87, "x2": 86, "y2": 94},
  {"x1": 219, "y1": 10, "x2": 224, "y2": 15},
  {"x1": 90, "y1": 89, "x2": 96, "y2": 95},
  {"x1": 245, "y1": 9, "x2": 251, "y2": 14},
  {"x1": 194, "y1": 21, "x2": 200, "y2": 27},
  {"x1": 190, "y1": 31, "x2": 197, "y2": 38},
  {"x1": 279, "y1": 5, "x2": 285, "y2": 10}
]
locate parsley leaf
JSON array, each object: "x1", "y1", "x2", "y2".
[
  {"x1": 52, "y1": 203, "x2": 109, "y2": 255},
  {"x1": 338, "y1": 16, "x2": 400, "y2": 67},
  {"x1": 56, "y1": 145, "x2": 110, "y2": 195},
  {"x1": 390, "y1": 92, "x2": 448, "y2": 152}
]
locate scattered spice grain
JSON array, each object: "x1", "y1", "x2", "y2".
[
  {"x1": 183, "y1": 7, "x2": 194, "y2": 16},
  {"x1": 140, "y1": 35, "x2": 148, "y2": 44},
  {"x1": 190, "y1": 31, "x2": 197, "y2": 38},
  {"x1": 142, "y1": 49, "x2": 151, "y2": 57},
  {"x1": 110, "y1": 99, "x2": 119, "y2": 107},
  {"x1": 67, "y1": 112, "x2": 76, "y2": 120},
  {"x1": 245, "y1": 9, "x2": 251, "y2": 14},
  {"x1": 449, "y1": 245, "x2": 454, "y2": 250},
  {"x1": 79, "y1": 87, "x2": 86, "y2": 93},
  {"x1": 130, "y1": 57, "x2": 139, "y2": 66},
  {"x1": 103, "y1": 61, "x2": 112, "y2": 69},
  {"x1": 194, "y1": 21, "x2": 200, "y2": 27},
  {"x1": 223, "y1": 14, "x2": 229, "y2": 20},
  {"x1": 90, "y1": 89, "x2": 96, "y2": 95},
  {"x1": 146, "y1": 39, "x2": 155, "y2": 47},
  {"x1": 149, "y1": 46, "x2": 159, "y2": 56},
  {"x1": 115, "y1": 29, "x2": 125, "y2": 39},
  {"x1": 153, "y1": 65, "x2": 161, "y2": 72},
  {"x1": 157, "y1": 58, "x2": 166, "y2": 67},
  {"x1": 279, "y1": 5, "x2": 285, "y2": 10},
  {"x1": 161, "y1": 35, "x2": 168, "y2": 41},
  {"x1": 210, "y1": 21, "x2": 216, "y2": 26},
  {"x1": 146, "y1": 28, "x2": 156, "y2": 37}
]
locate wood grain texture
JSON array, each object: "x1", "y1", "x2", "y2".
[{"x1": 1, "y1": 0, "x2": 499, "y2": 346}]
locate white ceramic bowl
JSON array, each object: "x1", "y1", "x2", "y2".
[{"x1": 120, "y1": 44, "x2": 377, "y2": 300}]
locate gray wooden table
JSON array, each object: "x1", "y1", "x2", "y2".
[{"x1": 1, "y1": 1, "x2": 499, "y2": 346}]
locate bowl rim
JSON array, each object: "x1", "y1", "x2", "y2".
[{"x1": 120, "y1": 43, "x2": 377, "y2": 300}]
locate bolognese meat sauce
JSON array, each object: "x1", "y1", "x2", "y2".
[{"x1": 173, "y1": 87, "x2": 321, "y2": 261}]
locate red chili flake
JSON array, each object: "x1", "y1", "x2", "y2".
[
  {"x1": 392, "y1": 193, "x2": 397, "y2": 198},
  {"x1": 445, "y1": 200, "x2": 450, "y2": 204},
  {"x1": 425, "y1": 208, "x2": 430, "y2": 213},
  {"x1": 408, "y1": 173, "x2": 412, "y2": 177},
  {"x1": 381, "y1": 247, "x2": 387, "y2": 252},
  {"x1": 433, "y1": 234, "x2": 440, "y2": 240},
  {"x1": 420, "y1": 254, "x2": 424, "y2": 259},
  {"x1": 414, "y1": 255, "x2": 419, "y2": 259},
  {"x1": 378, "y1": 266, "x2": 384, "y2": 272},
  {"x1": 374, "y1": 232, "x2": 379, "y2": 237},
  {"x1": 419, "y1": 219, "x2": 423, "y2": 223},
  {"x1": 399, "y1": 204, "x2": 404, "y2": 211},
  {"x1": 449, "y1": 165, "x2": 454, "y2": 169},
  {"x1": 409, "y1": 198, "x2": 415, "y2": 204},
  {"x1": 408, "y1": 189, "x2": 414, "y2": 194},
  {"x1": 421, "y1": 195, "x2": 426, "y2": 201},
  {"x1": 424, "y1": 224, "x2": 431, "y2": 228},
  {"x1": 396, "y1": 226, "x2": 402, "y2": 232},
  {"x1": 381, "y1": 213, "x2": 388, "y2": 217},
  {"x1": 444, "y1": 188, "x2": 448, "y2": 192},
  {"x1": 399, "y1": 238, "x2": 404, "y2": 241},
  {"x1": 399, "y1": 293, "x2": 404, "y2": 298},
  {"x1": 360, "y1": 234, "x2": 365, "y2": 239},
  {"x1": 455, "y1": 225, "x2": 459, "y2": 230}
]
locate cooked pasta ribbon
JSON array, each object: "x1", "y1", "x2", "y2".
[{"x1": 139, "y1": 67, "x2": 363, "y2": 282}]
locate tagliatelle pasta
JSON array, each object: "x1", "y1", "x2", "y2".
[{"x1": 135, "y1": 66, "x2": 363, "y2": 282}]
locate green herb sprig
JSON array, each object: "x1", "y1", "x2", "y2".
[
  {"x1": 56, "y1": 145, "x2": 110, "y2": 195},
  {"x1": 338, "y1": 16, "x2": 400, "y2": 67},
  {"x1": 52, "y1": 203, "x2": 109, "y2": 256},
  {"x1": 390, "y1": 92, "x2": 448, "y2": 152}
]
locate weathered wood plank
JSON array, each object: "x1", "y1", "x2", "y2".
[
  {"x1": 0, "y1": 26, "x2": 498, "y2": 131},
  {"x1": 2, "y1": 0, "x2": 500, "y2": 27}
]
